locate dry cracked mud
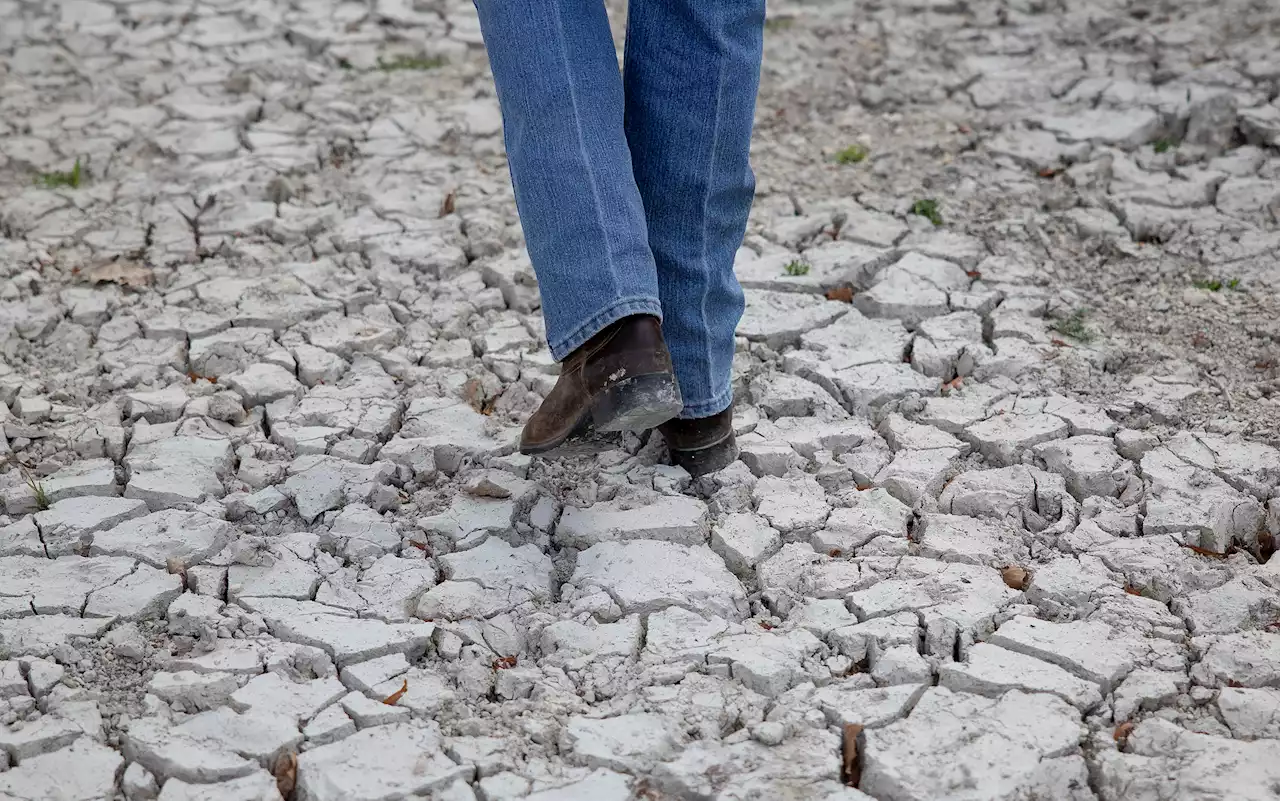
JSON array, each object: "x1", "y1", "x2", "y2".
[{"x1": 1, "y1": 0, "x2": 1280, "y2": 799}]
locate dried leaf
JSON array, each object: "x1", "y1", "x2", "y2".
[
  {"x1": 86, "y1": 260, "x2": 152, "y2": 288},
  {"x1": 382, "y1": 679, "x2": 408, "y2": 705},
  {"x1": 439, "y1": 191, "x2": 456, "y2": 217},
  {"x1": 1258, "y1": 530, "x2": 1275, "y2": 563},
  {"x1": 965, "y1": 270, "x2": 982, "y2": 279},
  {"x1": 1050, "y1": 338, "x2": 1070, "y2": 348},
  {"x1": 1037, "y1": 167, "x2": 1059, "y2": 178},
  {"x1": 828, "y1": 548, "x2": 843, "y2": 558},
  {"x1": 841, "y1": 723, "x2": 864, "y2": 786},
  {"x1": 272, "y1": 752, "x2": 297, "y2": 799},
  {"x1": 825, "y1": 286, "x2": 855, "y2": 303},
  {"x1": 463, "y1": 378, "x2": 503, "y2": 416},
  {"x1": 463, "y1": 378, "x2": 487, "y2": 413},
  {"x1": 855, "y1": 484, "x2": 872, "y2": 491},
  {"x1": 1123, "y1": 585, "x2": 1143, "y2": 596},
  {"x1": 1181, "y1": 542, "x2": 1228, "y2": 559},
  {"x1": 1113, "y1": 721, "x2": 1134, "y2": 749},
  {"x1": 1001, "y1": 565, "x2": 1030, "y2": 591},
  {"x1": 493, "y1": 655, "x2": 517, "y2": 670},
  {"x1": 943, "y1": 376, "x2": 963, "y2": 391},
  {"x1": 408, "y1": 539, "x2": 429, "y2": 552},
  {"x1": 758, "y1": 620, "x2": 776, "y2": 631}
]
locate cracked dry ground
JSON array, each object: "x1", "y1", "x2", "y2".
[{"x1": 2, "y1": 0, "x2": 1280, "y2": 800}]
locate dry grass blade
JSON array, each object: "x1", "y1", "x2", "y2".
[
  {"x1": 841, "y1": 723, "x2": 864, "y2": 786},
  {"x1": 1180, "y1": 542, "x2": 1227, "y2": 559},
  {"x1": 382, "y1": 679, "x2": 408, "y2": 705}
]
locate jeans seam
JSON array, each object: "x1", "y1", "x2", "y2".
[
  {"x1": 694, "y1": 47, "x2": 729, "y2": 402},
  {"x1": 680, "y1": 384, "x2": 733, "y2": 419},
  {"x1": 548, "y1": 296, "x2": 663, "y2": 361},
  {"x1": 549, "y1": 0, "x2": 620, "y2": 299}
]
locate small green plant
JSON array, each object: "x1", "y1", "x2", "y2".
[
  {"x1": 1152, "y1": 138, "x2": 1178, "y2": 154},
  {"x1": 1051, "y1": 308, "x2": 1095, "y2": 343},
  {"x1": 910, "y1": 198, "x2": 943, "y2": 227},
  {"x1": 784, "y1": 260, "x2": 811, "y2": 277},
  {"x1": 377, "y1": 54, "x2": 447, "y2": 71},
  {"x1": 16, "y1": 467, "x2": 49, "y2": 511},
  {"x1": 1193, "y1": 277, "x2": 1243, "y2": 292},
  {"x1": 834, "y1": 144, "x2": 869, "y2": 165},
  {"x1": 35, "y1": 158, "x2": 83, "y2": 189},
  {"x1": 30, "y1": 481, "x2": 49, "y2": 511}
]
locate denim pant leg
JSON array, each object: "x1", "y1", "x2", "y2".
[
  {"x1": 474, "y1": 0, "x2": 662, "y2": 361},
  {"x1": 623, "y1": 0, "x2": 766, "y2": 419}
]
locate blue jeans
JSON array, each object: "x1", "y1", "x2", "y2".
[{"x1": 475, "y1": 0, "x2": 765, "y2": 419}]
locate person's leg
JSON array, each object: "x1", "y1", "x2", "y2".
[
  {"x1": 622, "y1": 0, "x2": 766, "y2": 421},
  {"x1": 474, "y1": 0, "x2": 660, "y2": 359},
  {"x1": 475, "y1": 0, "x2": 684, "y2": 454}
]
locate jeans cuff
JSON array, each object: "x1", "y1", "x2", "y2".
[
  {"x1": 548, "y1": 296, "x2": 664, "y2": 361},
  {"x1": 679, "y1": 385, "x2": 734, "y2": 420}
]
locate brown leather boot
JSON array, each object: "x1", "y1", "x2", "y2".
[
  {"x1": 520, "y1": 315, "x2": 683, "y2": 455},
  {"x1": 659, "y1": 407, "x2": 738, "y2": 477}
]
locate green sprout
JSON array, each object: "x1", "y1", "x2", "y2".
[
  {"x1": 909, "y1": 198, "x2": 943, "y2": 226},
  {"x1": 1051, "y1": 308, "x2": 1095, "y2": 343},
  {"x1": 1193, "y1": 277, "x2": 1244, "y2": 292},
  {"x1": 784, "y1": 260, "x2": 811, "y2": 277},
  {"x1": 35, "y1": 158, "x2": 83, "y2": 189},
  {"x1": 835, "y1": 144, "x2": 869, "y2": 165}
]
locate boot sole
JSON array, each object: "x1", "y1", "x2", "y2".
[
  {"x1": 591, "y1": 371, "x2": 683, "y2": 433},
  {"x1": 520, "y1": 371, "x2": 682, "y2": 457}
]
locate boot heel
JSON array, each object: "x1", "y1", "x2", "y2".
[
  {"x1": 667, "y1": 432, "x2": 739, "y2": 476},
  {"x1": 590, "y1": 372, "x2": 683, "y2": 433}
]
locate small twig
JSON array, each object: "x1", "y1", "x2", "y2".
[{"x1": 1206, "y1": 373, "x2": 1235, "y2": 412}]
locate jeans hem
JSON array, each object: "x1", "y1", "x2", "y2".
[
  {"x1": 548, "y1": 296, "x2": 664, "y2": 361},
  {"x1": 679, "y1": 385, "x2": 734, "y2": 420}
]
